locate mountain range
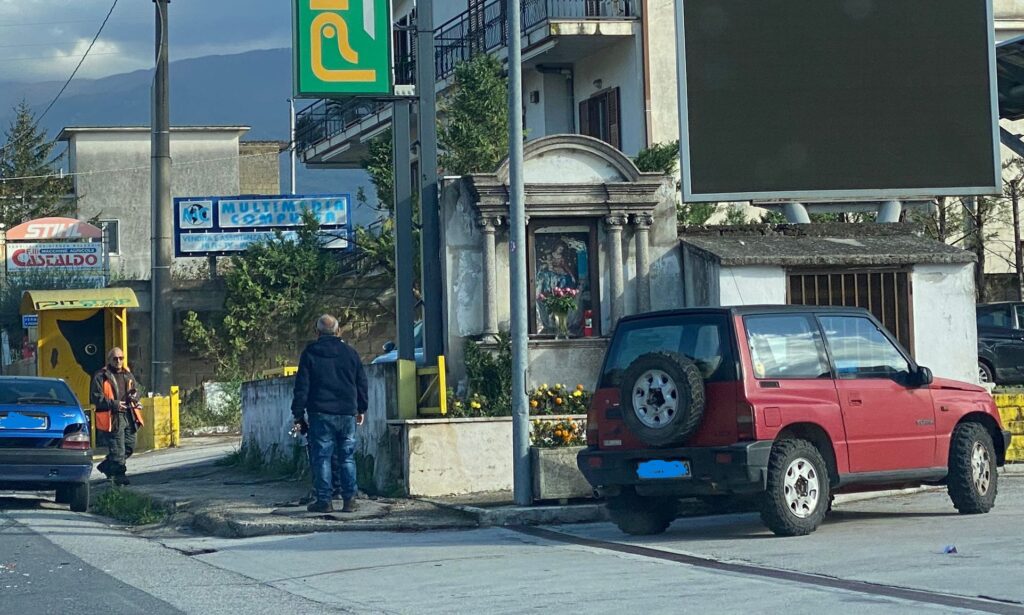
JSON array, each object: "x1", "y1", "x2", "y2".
[{"x1": 0, "y1": 48, "x2": 376, "y2": 224}]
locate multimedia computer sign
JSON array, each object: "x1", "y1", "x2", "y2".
[
  {"x1": 675, "y1": 0, "x2": 1000, "y2": 202},
  {"x1": 173, "y1": 194, "x2": 351, "y2": 257}
]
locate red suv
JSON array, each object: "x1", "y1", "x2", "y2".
[{"x1": 578, "y1": 306, "x2": 1012, "y2": 536}]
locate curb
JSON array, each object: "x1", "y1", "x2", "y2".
[{"x1": 421, "y1": 499, "x2": 608, "y2": 527}]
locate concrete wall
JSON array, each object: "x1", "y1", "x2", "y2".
[
  {"x1": 238, "y1": 142, "x2": 283, "y2": 195},
  {"x1": 241, "y1": 363, "x2": 403, "y2": 495},
  {"x1": 646, "y1": 0, "x2": 681, "y2": 145},
  {"x1": 911, "y1": 263, "x2": 978, "y2": 383},
  {"x1": 718, "y1": 266, "x2": 787, "y2": 307},
  {"x1": 67, "y1": 128, "x2": 247, "y2": 279}
]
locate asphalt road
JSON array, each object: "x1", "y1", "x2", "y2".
[{"x1": 2, "y1": 471, "x2": 1022, "y2": 614}]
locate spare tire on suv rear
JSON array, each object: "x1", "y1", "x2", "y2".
[{"x1": 620, "y1": 352, "x2": 705, "y2": 447}]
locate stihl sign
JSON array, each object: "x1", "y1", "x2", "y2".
[{"x1": 5, "y1": 217, "x2": 103, "y2": 241}]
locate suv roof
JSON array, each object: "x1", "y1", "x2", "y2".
[{"x1": 618, "y1": 305, "x2": 874, "y2": 325}]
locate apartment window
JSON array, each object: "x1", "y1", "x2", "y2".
[
  {"x1": 787, "y1": 269, "x2": 913, "y2": 354},
  {"x1": 527, "y1": 219, "x2": 601, "y2": 337},
  {"x1": 578, "y1": 87, "x2": 620, "y2": 150},
  {"x1": 99, "y1": 219, "x2": 120, "y2": 254}
]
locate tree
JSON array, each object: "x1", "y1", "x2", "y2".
[
  {"x1": 182, "y1": 212, "x2": 341, "y2": 380},
  {"x1": 0, "y1": 101, "x2": 72, "y2": 227},
  {"x1": 633, "y1": 140, "x2": 716, "y2": 226},
  {"x1": 438, "y1": 53, "x2": 510, "y2": 175}
]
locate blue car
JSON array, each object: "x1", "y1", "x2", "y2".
[
  {"x1": 371, "y1": 322, "x2": 426, "y2": 366},
  {"x1": 0, "y1": 377, "x2": 93, "y2": 512}
]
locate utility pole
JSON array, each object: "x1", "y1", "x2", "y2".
[
  {"x1": 507, "y1": 0, "x2": 531, "y2": 505},
  {"x1": 151, "y1": 0, "x2": 173, "y2": 394},
  {"x1": 417, "y1": 0, "x2": 444, "y2": 366},
  {"x1": 289, "y1": 98, "x2": 297, "y2": 195},
  {"x1": 393, "y1": 100, "x2": 415, "y2": 361}
]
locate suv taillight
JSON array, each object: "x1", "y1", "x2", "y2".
[
  {"x1": 737, "y1": 402, "x2": 756, "y2": 441},
  {"x1": 61, "y1": 431, "x2": 90, "y2": 450}
]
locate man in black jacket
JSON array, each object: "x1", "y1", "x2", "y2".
[{"x1": 292, "y1": 314, "x2": 368, "y2": 513}]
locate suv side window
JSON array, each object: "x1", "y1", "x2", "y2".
[
  {"x1": 743, "y1": 315, "x2": 830, "y2": 379},
  {"x1": 977, "y1": 306, "x2": 1012, "y2": 328},
  {"x1": 818, "y1": 315, "x2": 910, "y2": 380}
]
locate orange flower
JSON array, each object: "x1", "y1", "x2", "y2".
[
  {"x1": 530, "y1": 399, "x2": 539, "y2": 408},
  {"x1": 555, "y1": 397, "x2": 563, "y2": 405},
  {"x1": 576, "y1": 384, "x2": 585, "y2": 391}
]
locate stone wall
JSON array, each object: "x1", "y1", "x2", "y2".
[{"x1": 239, "y1": 141, "x2": 283, "y2": 195}]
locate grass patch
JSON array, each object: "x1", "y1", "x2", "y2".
[{"x1": 94, "y1": 487, "x2": 168, "y2": 525}]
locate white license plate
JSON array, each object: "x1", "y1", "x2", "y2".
[
  {"x1": 0, "y1": 412, "x2": 48, "y2": 430},
  {"x1": 636, "y1": 460, "x2": 691, "y2": 480}
]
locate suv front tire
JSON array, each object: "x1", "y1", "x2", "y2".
[
  {"x1": 760, "y1": 438, "x2": 830, "y2": 536},
  {"x1": 947, "y1": 422, "x2": 998, "y2": 514}
]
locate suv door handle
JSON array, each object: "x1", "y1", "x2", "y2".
[{"x1": 846, "y1": 393, "x2": 863, "y2": 406}]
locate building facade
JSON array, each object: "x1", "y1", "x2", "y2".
[{"x1": 58, "y1": 126, "x2": 283, "y2": 279}]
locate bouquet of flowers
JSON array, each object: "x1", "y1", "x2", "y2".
[{"x1": 537, "y1": 286, "x2": 580, "y2": 314}]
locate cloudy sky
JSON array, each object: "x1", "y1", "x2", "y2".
[{"x1": 0, "y1": 0, "x2": 291, "y2": 84}]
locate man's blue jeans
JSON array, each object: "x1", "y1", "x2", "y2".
[{"x1": 308, "y1": 413, "x2": 358, "y2": 504}]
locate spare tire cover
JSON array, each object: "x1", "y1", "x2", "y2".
[{"x1": 619, "y1": 351, "x2": 706, "y2": 447}]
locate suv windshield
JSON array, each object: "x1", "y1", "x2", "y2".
[
  {"x1": 0, "y1": 380, "x2": 78, "y2": 406},
  {"x1": 599, "y1": 313, "x2": 735, "y2": 388}
]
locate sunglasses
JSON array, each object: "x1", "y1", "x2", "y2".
[{"x1": 112, "y1": 356, "x2": 125, "y2": 361}]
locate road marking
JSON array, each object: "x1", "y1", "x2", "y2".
[{"x1": 513, "y1": 526, "x2": 1024, "y2": 614}]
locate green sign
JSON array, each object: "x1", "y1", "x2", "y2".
[{"x1": 293, "y1": 0, "x2": 392, "y2": 97}]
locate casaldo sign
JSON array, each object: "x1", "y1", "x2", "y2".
[
  {"x1": 6, "y1": 243, "x2": 102, "y2": 272},
  {"x1": 5, "y1": 217, "x2": 103, "y2": 241}
]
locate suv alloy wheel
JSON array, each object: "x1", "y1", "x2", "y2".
[
  {"x1": 947, "y1": 422, "x2": 998, "y2": 514},
  {"x1": 759, "y1": 439, "x2": 830, "y2": 536}
]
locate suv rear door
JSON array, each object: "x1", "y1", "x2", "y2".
[{"x1": 817, "y1": 314, "x2": 936, "y2": 472}]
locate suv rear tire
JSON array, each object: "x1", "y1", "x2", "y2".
[
  {"x1": 947, "y1": 422, "x2": 998, "y2": 514},
  {"x1": 607, "y1": 493, "x2": 676, "y2": 536},
  {"x1": 68, "y1": 482, "x2": 90, "y2": 513},
  {"x1": 620, "y1": 352, "x2": 705, "y2": 447},
  {"x1": 759, "y1": 439, "x2": 830, "y2": 536}
]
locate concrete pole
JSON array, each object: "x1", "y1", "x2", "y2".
[
  {"x1": 151, "y1": 0, "x2": 173, "y2": 394},
  {"x1": 876, "y1": 200, "x2": 902, "y2": 223},
  {"x1": 289, "y1": 98, "x2": 297, "y2": 195},
  {"x1": 507, "y1": 0, "x2": 531, "y2": 505},
  {"x1": 782, "y1": 202, "x2": 811, "y2": 224},
  {"x1": 417, "y1": 0, "x2": 444, "y2": 366},
  {"x1": 394, "y1": 101, "x2": 415, "y2": 361}
]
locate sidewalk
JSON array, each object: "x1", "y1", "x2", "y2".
[{"x1": 93, "y1": 436, "x2": 477, "y2": 538}]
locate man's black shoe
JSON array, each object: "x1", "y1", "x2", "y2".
[
  {"x1": 97, "y1": 459, "x2": 113, "y2": 478},
  {"x1": 342, "y1": 498, "x2": 357, "y2": 513},
  {"x1": 113, "y1": 474, "x2": 130, "y2": 486},
  {"x1": 307, "y1": 500, "x2": 333, "y2": 513}
]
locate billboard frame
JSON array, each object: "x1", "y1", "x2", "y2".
[
  {"x1": 173, "y1": 193, "x2": 353, "y2": 258},
  {"x1": 674, "y1": 0, "x2": 1002, "y2": 203}
]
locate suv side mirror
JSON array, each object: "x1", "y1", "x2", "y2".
[
  {"x1": 912, "y1": 366, "x2": 933, "y2": 387},
  {"x1": 382, "y1": 341, "x2": 396, "y2": 353}
]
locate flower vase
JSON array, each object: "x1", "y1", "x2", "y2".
[{"x1": 551, "y1": 310, "x2": 570, "y2": 340}]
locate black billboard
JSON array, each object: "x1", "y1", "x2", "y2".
[{"x1": 676, "y1": 0, "x2": 1000, "y2": 202}]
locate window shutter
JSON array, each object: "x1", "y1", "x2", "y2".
[
  {"x1": 579, "y1": 98, "x2": 591, "y2": 137},
  {"x1": 607, "y1": 87, "x2": 621, "y2": 150}
]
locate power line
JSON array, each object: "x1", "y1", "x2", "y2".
[{"x1": 0, "y1": 0, "x2": 118, "y2": 157}]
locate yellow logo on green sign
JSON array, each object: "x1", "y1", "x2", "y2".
[{"x1": 293, "y1": 0, "x2": 392, "y2": 96}]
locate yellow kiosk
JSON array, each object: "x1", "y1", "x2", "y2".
[{"x1": 20, "y1": 288, "x2": 141, "y2": 446}]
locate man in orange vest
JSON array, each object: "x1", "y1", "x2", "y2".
[{"x1": 90, "y1": 347, "x2": 144, "y2": 485}]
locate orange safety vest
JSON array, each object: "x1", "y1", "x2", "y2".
[{"x1": 95, "y1": 371, "x2": 144, "y2": 433}]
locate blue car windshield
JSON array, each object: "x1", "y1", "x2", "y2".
[{"x1": 0, "y1": 380, "x2": 78, "y2": 405}]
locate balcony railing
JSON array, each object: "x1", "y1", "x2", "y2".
[
  {"x1": 297, "y1": 0, "x2": 635, "y2": 155},
  {"x1": 436, "y1": 0, "x2": 636, "y2": 79},
  {"x1": 295, "y1": 98, "x2": 391, "y2": 153}
]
